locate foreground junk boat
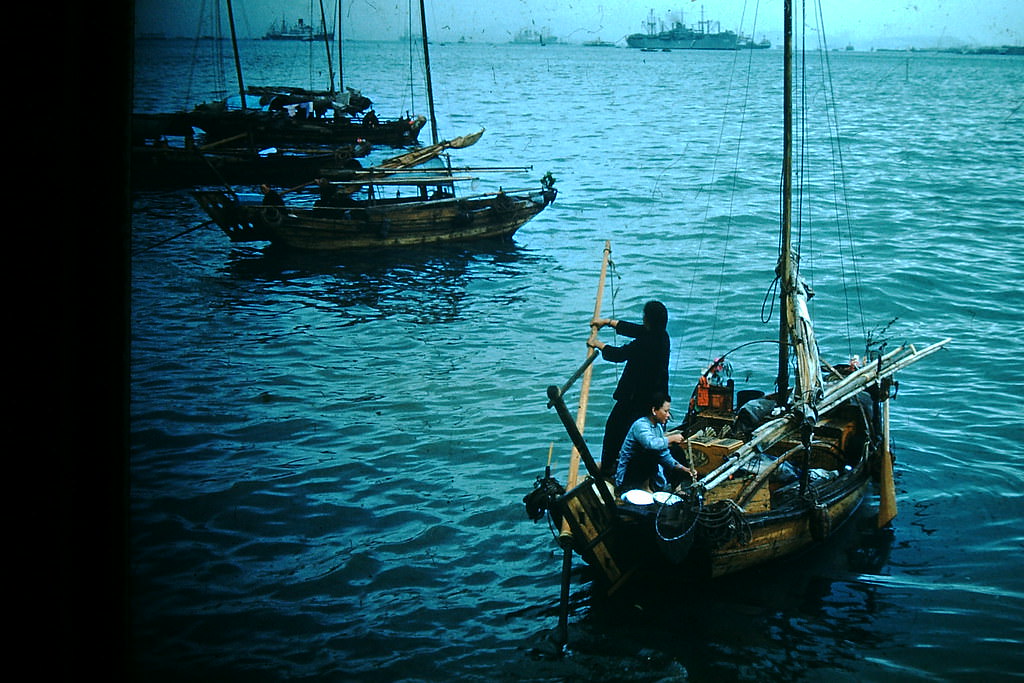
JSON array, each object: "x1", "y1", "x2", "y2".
[
  {"x1": 626, "y1": 7, "x2": 769, "y2": 51},
  {"x1": 525, "y1": 0, "x2": 949, "y2": 639}
]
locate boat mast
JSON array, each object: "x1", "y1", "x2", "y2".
[
  {"x1": 777, "y1": 0, "x2": 793, "y2": 406},
  {"x1": 318, "y1": 0, "x2": 335, "y2": 94},
  {"x1": 418, "y1": 0, "x2": 439, "y2": 145},
  {"x1": 225, "y1": 0, "x2": 246, "y2": 111},
  {"x1": 344, "y1": 0, "x2": 348, "y2": 93}
]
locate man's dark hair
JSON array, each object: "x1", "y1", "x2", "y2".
[{"x1": 648, "y1": 391, "x2": 672, "y2": 411}]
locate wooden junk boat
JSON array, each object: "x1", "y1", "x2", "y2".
[
  {"x1": 177, "y1": 0, "x2": 425, "y2": 149},
  {"x1": 193, "y1": 129, "x2": 556, "y2": 250},
  {"x1": 184, "y1": 95, "x2": 427, "y2": 149},
  {"x1": 130, "y1": 114, "x2": 372, "y2": 190},
  {"x1": 193, "y1": 170, "x2": 555, "y2": 251},
  {"x1": 524, "y1": 0, "x2": 951, "y2": 632},
  {"x1": 191, "y1": 2, "x2": 556, "y2": 251}
]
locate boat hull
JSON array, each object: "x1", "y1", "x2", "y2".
[
  {"x1": 555, "y1": 398, "x2": 879, "y2": 589},
  {"x1": 626, "y1": 32, "x2": 741, "y2": 50},
  {"x1": 560, "y1": 467, "x2": 870, "y2": 586},
  {"x1": 700, "y1": 475, "x2": 868, "y2": 577},
  {"x1": 193, "y1": 188, "x2": 556, "y2": 250},
  {"x1": 186, "y1": 109, "x2": 427, "y2": 147}
]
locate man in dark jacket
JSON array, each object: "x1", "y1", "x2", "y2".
[{"x1": 588, "y1": 300, "x2": 670, "y2": 478}]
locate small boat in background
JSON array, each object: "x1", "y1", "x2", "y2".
[
  {"x1": 191, "y1": 1, "x2": 557, "y2": 252},
  {"x1": 130, "y1": 113, "x2": 371, "y2": 190},
  {"x1": 175, "y1": 0, "x2": 425, "y2": 149},
  {"x1": 184, "y1": 100, "x2": 425, "y2": 148},
  {"x1": 193, "y1": 169, "x2": 556, "y2": 251}
]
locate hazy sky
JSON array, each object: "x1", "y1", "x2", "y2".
[{"x1": 133, "y1": 1, "x2": 1024, "y2": 48}]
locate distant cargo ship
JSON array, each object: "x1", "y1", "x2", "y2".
[
  {"x1": 511, "y1": 28, "x2": 558, "y2": 45},
  {"x1": 626, "y1": 8, "x2": 769, "y2": 51},
  {"x1": 264, "y1": 17, "x2": 333, "y2": 42}
]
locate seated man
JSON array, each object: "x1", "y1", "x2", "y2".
[{"x1": 616, "y1": 392, "x2": 696, "y2": 495}]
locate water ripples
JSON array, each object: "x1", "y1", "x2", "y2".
[{"x1": 129, "y1": 40, "x2": 1024, "y2": 681}]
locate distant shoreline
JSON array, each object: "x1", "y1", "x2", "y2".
[{"x1": 135, "y1": 34, "x2": 1024, "y2": 56}]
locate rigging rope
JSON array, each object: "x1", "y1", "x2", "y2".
[
  {"x1": 800, "y1": 0, "x2": 870, "y2": 360},
  {"x1": 187, "y1": 0, "x2": 230, "y2": 107},
  {"x1": 667, "y1": 0, "x2": 869, "y2": 383},
  {"x1": 811, "y1": 0, "x2": 869, "y2": 356}
]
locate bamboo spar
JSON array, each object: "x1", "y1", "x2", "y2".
[
  {"x1": 877, "y1": 395, "x2": 897, "y2": 527},
  {"x1": 553, "y1": 242, "x2": 611, "y2": 649},
  {"x1": 558, "y1": 241, "x2": 612, "y2": 537}
]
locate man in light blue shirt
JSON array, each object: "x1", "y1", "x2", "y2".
[{"x1": 615, "y1": 392, "x2": 695, "y2": 494}]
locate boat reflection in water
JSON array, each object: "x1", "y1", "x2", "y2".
[
  {"x1": 528, "y1": 504, "x2": 898, "y2": 679},
  {"x1": 221, "y1": 242, "x2": 529, "y2": 326}
]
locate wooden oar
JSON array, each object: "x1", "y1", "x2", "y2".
[
  {"x1": 552, "y1": 349, "x2": 600, "y2": 401},
  {"x1": 133, "y1": 220, "x2": 215, "y2": 255}
]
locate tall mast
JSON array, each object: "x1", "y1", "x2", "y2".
[
  {"x1": 777, "y1": 0, "x2": 793, "y2": 406},
  {"x1": 419, "y1": 0, "x2": 439, "y2": 145},
  {"x1": 342, "y1": 0, "x2": 350, "y2": 92},
  {"x1": 319, "y1": 0, "x2": 335, "y2": 94},
  {"x1": 225, "y1": 0, "x2": 246, "y2": 111}
]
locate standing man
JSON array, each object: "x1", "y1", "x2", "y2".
[{"x1": 589, "y1": 300, "x2": 671, "y2": 479}]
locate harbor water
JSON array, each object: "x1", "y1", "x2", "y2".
[{"x1": 126, "y1": 37, "x2": 1024, "y2": 681}]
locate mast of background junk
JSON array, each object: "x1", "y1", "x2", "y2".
[{"x1": 777, "y1": 0, "x2": 794, "y2": 406}]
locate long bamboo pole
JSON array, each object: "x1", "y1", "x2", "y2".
[
  {"x1": 555, "y1": 240, "x2": 611, "y2": 652},
  {"x1": 562, "y1": 240, "x2": 612, "y2": 498}
]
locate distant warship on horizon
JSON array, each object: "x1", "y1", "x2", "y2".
[{"x1": 626, "y1": 7, "x2": 770, "y2": 51}]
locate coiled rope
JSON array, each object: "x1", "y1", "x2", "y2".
[
  {"x1": 654, "y1": 490, "x2": 704, "y2": 544},
  {"x1": 697, "y1": 499, "x2": 753, "y2": 548}
]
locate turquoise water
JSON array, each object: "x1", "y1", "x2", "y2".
[{"x1": 128, "y1": 38, "x2": 1024, "y2": 681}]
